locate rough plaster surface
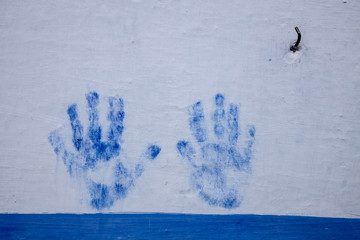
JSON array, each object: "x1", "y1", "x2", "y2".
[{"x1": 0, "y1": 0, "x2": 359, "y2": 218}]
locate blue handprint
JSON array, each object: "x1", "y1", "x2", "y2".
[
  {"x1": 48, "y1": 92, "x2": 161, "y2": 210},
  {"x1": 177, "y1": 94, "x2": 255, "y2": 209}
]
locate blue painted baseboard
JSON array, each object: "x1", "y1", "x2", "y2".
[{"x1": 1, "y1": 213, "x2": 359, "y2": 239}]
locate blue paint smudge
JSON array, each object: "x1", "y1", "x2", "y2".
[
  {"x1": 177, "y1": 93, "x2": 255, "y2": 209},
  {"x1": 48, "y1": 91, "x2": 161, "y2": 210}
]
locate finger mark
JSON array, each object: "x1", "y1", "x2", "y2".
[
  {"x1": 227, "y1": 104, "x2": 239, "y2": 145},
  {"x1": 114, "y1": 163, "x2": 134, "y2": 198},
  {"x1": 86, "y1": 92, "x2": 102, "y2": 145},
  {"x1": 177, "y1": 141, "x2": 198, "y2": 168},
  {"x1": 244, "y1": 125, "x2": 256, "y2": 162},
  {"x1": 108, "y1": 97, "x2": 125, "y2": 142},
  {"x1": 214, "y1": 124, "x2": 225, "y2": 137},
  {"x1": 215, "y1": 93, "x2": 224, "y2": 107},
  {"x1": 67, "y1": 104, "x2": 84, "y2": 151},
  {"x1": 145, "y1": 145, "x2": 161, "y2": 160},
  {"x1": 86, "y1": 91, "x2": 99, "y2": 108},
  {"x1": 48, "y1": 130, "x2": 65, "y2": 155},
  {"x1": 48, "y1": 130, "x2": 77, "y2": 175},
  {"x1": 213, "y1": 94, "x2": 226, "y2": 139},
  {"x1": 177, "y1": 141, "x2": 193, "y2": 157},
  {"x1": 248, "y1": 125, "x2": 256, "y2": 138},
  {"x1": 134, "y1": 164, "x2": 144, "y2": 178},
  {"x1": 230, "y1": 148, "x2": 250, "y2": 172},
  {"x1": 189, "y1": 101, "x2": 207, "y2": 142}
]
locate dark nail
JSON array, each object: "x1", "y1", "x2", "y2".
[{"x1": 290, "y1": 27, "x2": 301, "y2": 52}]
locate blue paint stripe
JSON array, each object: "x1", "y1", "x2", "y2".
[{"x1": 1, "y1": 214, "x2": 359, "y2": 239}]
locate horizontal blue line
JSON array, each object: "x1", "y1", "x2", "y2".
[{"x1": 1, "y1": 213, "x2": 359, "y2": 239}]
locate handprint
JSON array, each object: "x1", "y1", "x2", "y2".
[
  {"x1": 48, "y1": 92, "x2": 161, "y2": 210},
  {"x1": 177, "y1": 94, "x2": 255, "y2": 209}
]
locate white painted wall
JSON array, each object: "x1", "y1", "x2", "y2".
[{"x1": 0, "y1": 0, "x2": 359, "y2": 218}]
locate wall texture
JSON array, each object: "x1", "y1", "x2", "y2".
[{"x1": 0, "y1": 0, "x2": 359, "y2": 218}]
